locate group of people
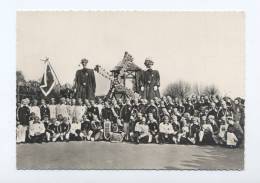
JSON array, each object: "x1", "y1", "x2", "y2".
[{"x1": 16, "y1": 95, "x2": 244, "y2": 148}]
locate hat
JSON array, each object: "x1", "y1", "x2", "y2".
[
  {"x1": 81, "y1": 58, "x2": 88, "y2": 64},
  {"x1": 144, "y1": 58, "x2": 154, "y2": 66}
]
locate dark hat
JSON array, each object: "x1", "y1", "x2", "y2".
[
  {"x1": 81, "y1": 58, "x2": 88, "y2": 64},
  {"x1": 144, "y1": 58, "x2": 154, "y2": 66}
]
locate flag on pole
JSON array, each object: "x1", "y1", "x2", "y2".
[{"x1": 40, "y1": 61, "x2": 56, "y2": 96}]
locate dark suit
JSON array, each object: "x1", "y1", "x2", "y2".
[
  {"x1": 74, "y1": 68, "x2": 96, "y2": 100},
  {"x1": 140, "y1": 69, "x2": 160, "y2": 100},
  {"x1": 18, "y1": 106, "x2": 30, "y2": 126}
]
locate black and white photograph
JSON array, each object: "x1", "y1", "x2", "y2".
[{"x1": 16, "y1": 11, "x2": 245, "y2": 170}]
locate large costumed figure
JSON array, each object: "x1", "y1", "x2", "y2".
[
  {"x1": 74, "y1": 58, "x2": 96, "y2": 100},
  {"x1": 139, "y1": 58, "x2": 160, "y2": 100}
]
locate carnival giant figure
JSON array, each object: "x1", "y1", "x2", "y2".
[
  {"x1": 74, "y1": 58, "x2": 96, "y2": 100},
  {"x1": 140, "y1": 59, "x2": 160, "y2": 100}
]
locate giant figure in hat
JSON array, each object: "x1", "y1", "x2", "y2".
[
  {"x1": 139, "y1": 58, "x2": 160, "y2": 100},
  {"x1": 74, "y1": 58, "x2": 96, "y2": 100}
]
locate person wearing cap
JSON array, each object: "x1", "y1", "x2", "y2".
[
  {"x1": 74, "y1": 58, "x2": 96, "y2": 100},
  {"x1": 139, "y1": 58, "x2": 160, "y2": 100}
]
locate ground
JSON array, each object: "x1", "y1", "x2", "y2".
[{"x1": 16, "y1": 141, "x2": 244, "y2": 170}]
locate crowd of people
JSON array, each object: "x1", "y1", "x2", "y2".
[{"x1": 16, "y1": 95, "x2": 244, "y2": 148}]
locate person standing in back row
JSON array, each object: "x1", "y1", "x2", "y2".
[
  {"x1": 74, "y1": 58, "x2": 96, "y2": 100},
  {"x1": 139, "y1": 58, "x2": 160, "y2": 101}
]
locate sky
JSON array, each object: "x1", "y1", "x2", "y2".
[{"x1": 16, "y1": 12, "x2": 245, "y2": 97}]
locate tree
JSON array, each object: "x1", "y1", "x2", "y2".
[
  {"x1": 163, "y1": 80, "x2": 192, "y2": 99},
  {"x1": 16, "y1": 71, "x2": 25, "y2": 85},
  {"x1": 203, "y1": 85, "x2": 220, "y2": 96},
  {"x1": 192, "y1": 83, "x2": 203, "y2": 96}
]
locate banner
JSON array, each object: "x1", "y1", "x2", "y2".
[{"x1": 40, "y1": 61, "x2": 56, "y2": 96}]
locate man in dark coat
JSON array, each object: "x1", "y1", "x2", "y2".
[
  {"x1": 74, "y1": 58, "x2": 96, "y2": 100},
  {"x1": 18, "y1": 99, "x2": 31, "y2": 126},
  {"x1": 40, "y1": 99, "x2": 50, "y2": 120},
  {"x1": 139, "y1": 59, "x2": 160, "y2": 100}
]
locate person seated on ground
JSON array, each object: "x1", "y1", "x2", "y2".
[
  {"x1": 60, "y1": 117, "x2": 71, "y2": 141},
  {"x1": 199, "y1": 116, "x2": 216, "y2": 145},
  {"x1": 171, "y1": 114, "x2": 180, "y2": 135},
  {"x1": 217, "y1": 116, "x2": 229, "y2": 145},
  {"x1": 232, "y1": 117, "x2": 244, "y2": 147},
  {"x1": 208, "y1": 115, "x2": 219, "y2": 144},
  {"x1": 16, "y1": 121, "x2": 27, "y2": 143},
  {"x1": 147, "y1": 113, "x2": 159, "y2": 143},
  {"x1": 29, "y1": 112, "x2": 36, "y2": 126},
  {"x1": 42, "y1": 115, "x2": 50, "y2": 129},
  {"x1": 188, "y1": 117, "x2": 200, "y2": 144},
  {"x1": 226, "y1": 119, "x2": 238, "y2": 148},
  {"x1": 159, "y1": 115, "x2": 176, "y2": 144},
  {"x1": 90, "y1": 114, "x2": 103, "y2": 141},
  {"x1": 28, "y1": 116, "x2": 46, "y2": 143},
  {"x1": 131, "y1": 117, "x2": 150, "y2": 144},
  {"x1": 109, "y1": 118, "x2": 125, "y2": 143},
  {"x1": 129, "y1": 112, "x2": 142, "y2": 142},
  {"x1": 80, "y1": 115, "x2": 93, "y2": 141},
  {"x1": 226, "y1": 116, "x2": 243, "y2": 147},
  {"x1": 69, "y1": 117, "x2": 82, "y2": 141},
  {"x1": 46, "y1": 118, "x2": 61, "y2": 142},
  {"x1": 177, "y1": 117, "x2": 191, "y2": 144}
]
